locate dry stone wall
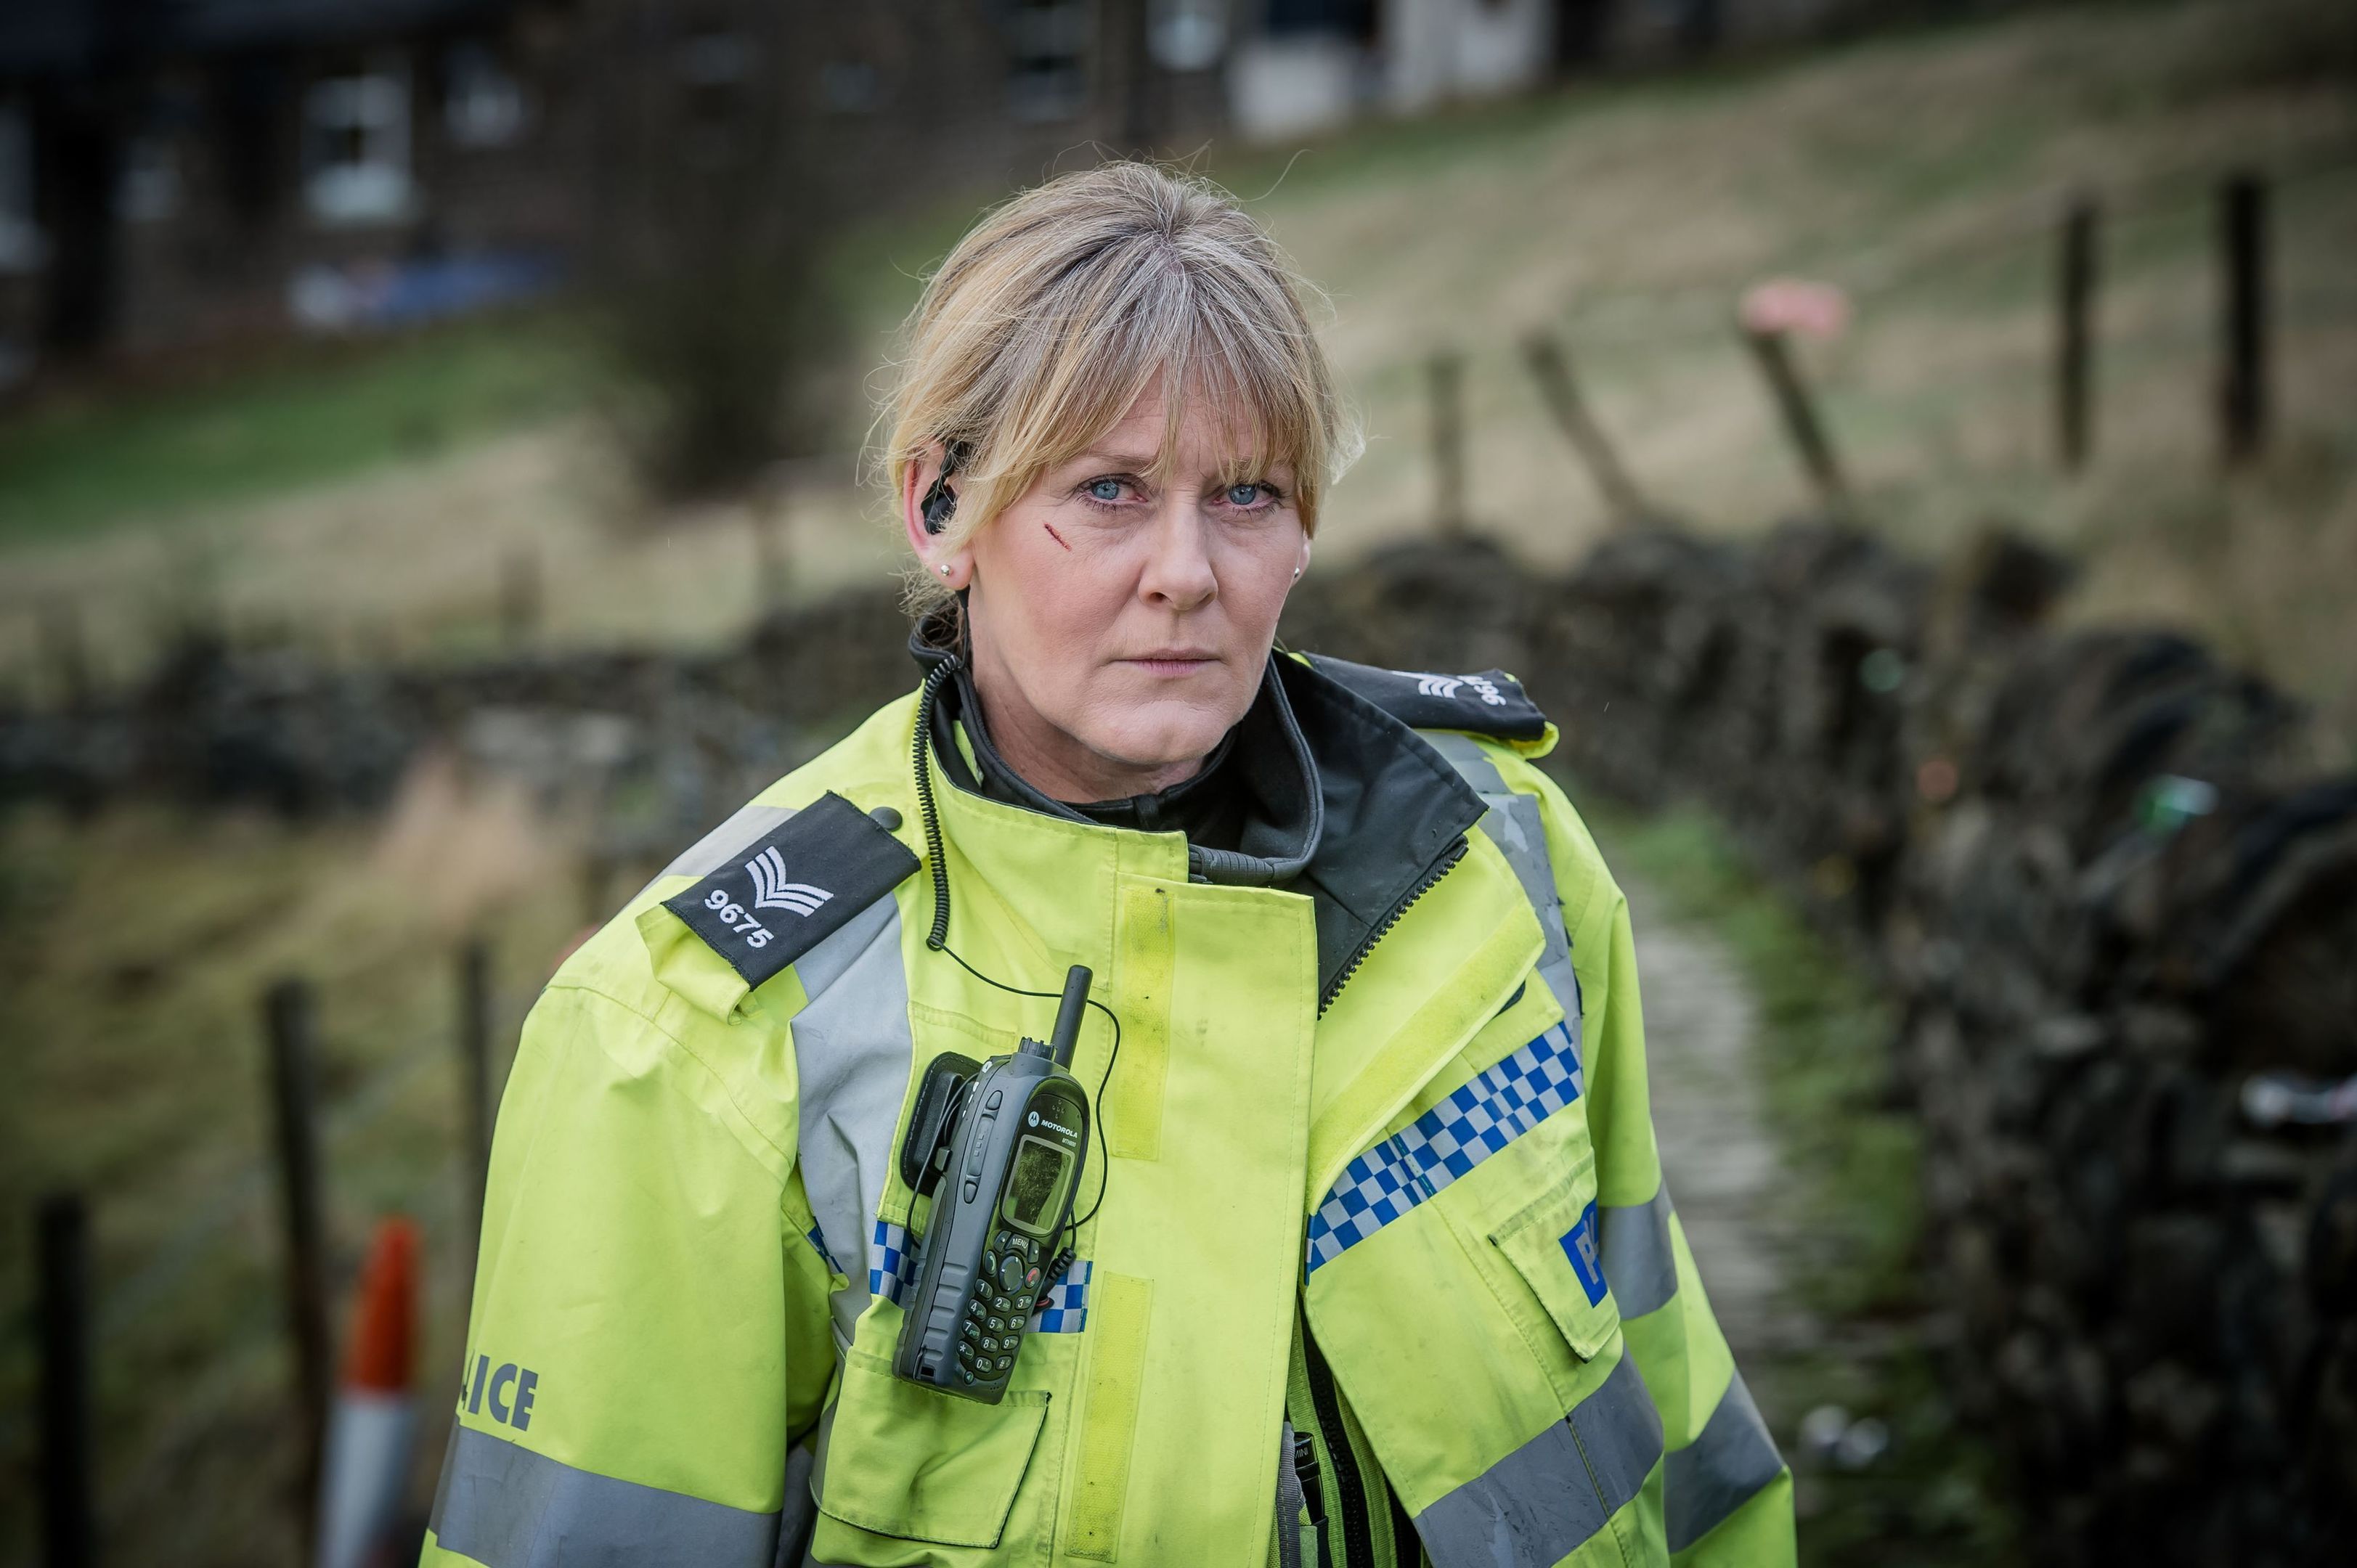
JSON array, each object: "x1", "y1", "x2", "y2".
[
  {"x1": 1286, "y1": 528, "x2": 2357, "y2": 1567},
  {"x1": 6, "y1": 524, "x2": 2354, "y2": 1562}
]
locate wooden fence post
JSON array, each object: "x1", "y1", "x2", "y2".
[
  {"x1": 36, "y1": 602, "x2": 90, "y2": 714},
  {"x1": 264, "y1": 977, "x2": 330, "y2": 1551},
  {"x1": 752, "y1": 507, "x2": 788, "y2": 619},
  {"x1": 580, "y1": 850, "x2": 614, "y2": 928},
  {"x1": 1427, "y1": 351, "x2": 1469, "y2": 537},
  {"x1": 2057, "y1": 193, "x2": 2100, "y2": 472},
  {"x1": 499, "y1": 548, "x2": 542, "y2": 649},
  {"x1": 1117, "y1": 0, "x2": 1155, "y2": 152},
  {"x1": 1742, "y1": 326, "x2": 1851, "y2": 514},
  {"x1": 37, "y1": 1192, "x2": 96, "y2": 1568},
  {"x1": 2219, "y1": 170, "x2": 2269, "y2": 465},
  {"x1": 1521, "y1": 332, "x2": 1656, "y2": 529},
  {"x1": 457, "y1": 938, "x2": 494, "y2": 1280}
]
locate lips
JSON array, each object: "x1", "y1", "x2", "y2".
[{"x1": 1121, "y1": 650, "x2": 1220, "y2": 675}]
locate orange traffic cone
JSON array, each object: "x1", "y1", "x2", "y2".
[{"x1": 317, "y1": 1218, "x2": 420, "y2": 1568}]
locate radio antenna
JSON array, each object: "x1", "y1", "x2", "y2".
[{"x1": 1048, "y1": 965, "x2": 1092, "y2": 1069}]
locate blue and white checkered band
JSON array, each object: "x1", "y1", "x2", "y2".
[
  {"x1": 868, "y1": 1218, "x2": 917, "y2": 1303},
  {"x1": 1027, "y1": 1259, "x2": 1092, "y2": 1334},
  {"x1": 805, "y1": 1224, "x2": 842, "y2": 1276},
  {"x1": 1306, "y1": 1018, "x2": 1584, "y2": 1275}
]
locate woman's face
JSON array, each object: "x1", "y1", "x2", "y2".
[{"x1": 907, "y1": 383, "x2": 1311, "y2": 803}]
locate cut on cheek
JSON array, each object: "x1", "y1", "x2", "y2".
[{"x1": 1042, "y1": 521, "x2": 1072, "y2": 552}]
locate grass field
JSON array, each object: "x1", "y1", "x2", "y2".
[
  {"x1": 0, "y1": 771, "x2": 592, "y2": 1567},
  {"x1": 3, "y1": 0, "x2": 2353, "y2": 730},
  {"x1": 0, "y1": 313, "x2": 589, "y2": 548}
]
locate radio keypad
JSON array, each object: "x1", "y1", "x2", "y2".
[{"x1": 959, "y1": 1222, "x2": 1057, "y2": 1388}]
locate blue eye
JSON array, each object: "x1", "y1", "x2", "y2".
[
  {"x1": 1226, "y1": 483, "x2": 1266, "y2": 507},
  {"x1": 1087, "y1": 478, "x2": 1124, "y2": 502}
]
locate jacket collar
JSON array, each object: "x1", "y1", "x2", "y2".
[{"x1": 908, "y1": 620, "x2": 1483, "y2": 1008}]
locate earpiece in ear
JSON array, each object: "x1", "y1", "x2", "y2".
[{"x1": 919, "y1": 440, "x2": 972, "y2": 536}]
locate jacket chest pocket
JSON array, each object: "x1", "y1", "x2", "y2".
[
  {"x1": 1486, "y1": 1157, "x2": 1622, "y2": 1362},
  {"x1": 1442, "y1": 1127, "x2": 1625, "y2": 1409},
  {"x1": 815, "y1": 1347, "x2": 1058, "y2": 1558}
]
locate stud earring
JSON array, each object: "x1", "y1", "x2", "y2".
[{"x1": 939, "y1": 564, "x2": 952, "y2": 576}]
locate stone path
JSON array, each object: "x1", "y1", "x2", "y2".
[{"x1": 1621, "y1": 878, "x2": 1818, "y2": 1370}]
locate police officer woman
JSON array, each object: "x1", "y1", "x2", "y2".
[{"x1": 423, "y1": 163, "x2": 1794, "y2": 1568}]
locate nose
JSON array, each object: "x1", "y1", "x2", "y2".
[{"x1": 1136, "y1": 498, "x2": 1217, "y2": 612}]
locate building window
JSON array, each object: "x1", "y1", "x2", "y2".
[
  {"x1": 1264, "y1": 0, "x2": 1376, "y2": 40},
  {"x1": 118, "y1": 134, "x2": 182, "y2": 223},
  {"x1": 304, "y1": 58, "x2": 415, "y2": 224},
  {"x1": 675, "y1": 30, "x2": 755, "y2": 89},
  {"x1": 1150, "y1": 0, "x2": 1227, "y2": 72},
  {"x1": 1006, "y1": 0, "x2": 1091, "y2": 122},
  {"x1": 821, "y1": 60, "x2": 880, "y2": 115},
  {"x1": 0, "y1": 102, "x2": 42, "y2": 273},
  {"x1": 444, "y1": 41, "x2": 527, "y2": 147}
]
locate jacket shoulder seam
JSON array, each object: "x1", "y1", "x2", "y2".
[{"x1": 542, "y1": 975, "x2": 799, "y2": 1182}]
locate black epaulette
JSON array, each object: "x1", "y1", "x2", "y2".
[
  {"x1": 1303, "y1": 653, "x2": 1551, "y2": 742},
  {"x1": 661, "y1": 791, "x2": 919, "y2": 992}
]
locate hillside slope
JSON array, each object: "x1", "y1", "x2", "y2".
[{"x1": 4, "y1": 0, "x2": 2353, "y2": 732}]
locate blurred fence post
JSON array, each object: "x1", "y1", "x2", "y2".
[
  {"x1": 580, "y1": 850, "x2": 614, "y2": 928},
  {"x1": 457, "y1": 938, "x2": 494, "y2": 1283},
  {"x1": 1427, "y1": 351, "x2": 1469, "y2": 537},
  {"x1": 1521, "y1": 332, "x2": 1656, "y2": 530},
  {"x1": 2056, "y1": 193, "x2": 2099, "y2": 472},
  {"x1": 264, "y1": 977, "x2": 330, "y2": 1551},
  {"x1": 1116, "y1": 0, "x2": 1155, "y2": 151},
  {"x1": 1742, "y1": 326, "x2": 1851, "y2": 514},
  {"x1": 37, "y1": 602, "x2": 90, "y2": 714},
  {"x1": 752, "y1": 506, "x2": 788, "y2": 619},
  {"x1": 38, "y1": 1193, "x2": 96, "y2": 1568},
  {"x1": 2219, "y1": 171, "x2": 2269, "y2": 466},
  {"x1": 499, "y1": 548, "x2": 542, "y2": 649}
]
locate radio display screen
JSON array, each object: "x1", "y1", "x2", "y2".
[{"x1": 1001, "y1": 1135, "x2": 1073, "y2": 1237}]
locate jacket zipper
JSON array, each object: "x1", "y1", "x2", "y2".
[
  {"x1": 1302, "y1": 1318, "x2": 1375, "y2": 1568},
  {"x1": 1317, "y1": 837, "x2": 1470, "y2": 1016},
  {"x1": 1302, "y1": 838, "x2": 1471, "y2": 1564}
]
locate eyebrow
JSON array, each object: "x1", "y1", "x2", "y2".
[
  {"x1": 1069, "y1": 448, "x2": 1162, "y2": 470},
  {"x1": 1065, "y1": 449, "x2": 1296, "y2": 476}
]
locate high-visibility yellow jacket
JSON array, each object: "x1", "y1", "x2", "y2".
[{"x1": 422, "y1": 652, "x2": 1793, "y2": 1568}]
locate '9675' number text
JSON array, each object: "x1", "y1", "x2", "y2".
[{"x1": 704, "y1": 888, "x2": 773, "y2": 948}]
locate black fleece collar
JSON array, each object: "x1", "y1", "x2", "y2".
[{"x1": 907, "y1": 623, "x2": 1485, "y2": 1007}]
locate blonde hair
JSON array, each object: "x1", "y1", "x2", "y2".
[{"x1": 876, "y1": 161, "x2": 1358, "y2": 612}]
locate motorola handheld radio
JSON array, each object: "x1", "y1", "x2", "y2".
[{"x1": 894, "y1": 965, "x2": 1093, "y2": 1401}]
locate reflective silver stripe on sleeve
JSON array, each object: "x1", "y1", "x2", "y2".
[
  {"x1": 1413, "y1": 1352, "x2": 1664, "y2": 1568},
  {"x1": 1600, "y1": 1182, "x2": 1680, "y2": 1319},
  {"x1": 1422, "y1": 732, "x2": 1584, "y2": 1031},
  {"x1": 789, "y1": 894, "x2": 916, "y2": 1349},
  {"x1": 431, "y1": 1421, "x2": 779, "y2": 1568},
  {"x1": 1665, "y1": 1371, "x2": 1785, "y2": 1553},
  {"x1": 659, "y1": 803, "x2": 797, "y2": 882}
]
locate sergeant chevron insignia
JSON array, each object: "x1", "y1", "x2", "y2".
[{"x1": 661, "y1": 791, "x2": 919, "y2": 990}]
